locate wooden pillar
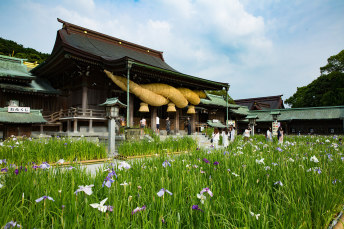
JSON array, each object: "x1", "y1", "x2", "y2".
[
  {"x1": 129, "y1": 94, "x2": 134, "y2": 127},
  {"x1": 59, "y1": 124, "x2": 63, "y2": 132},
  {"x1": 151, "y1": 107, "x2": 157, "y2": 131},
  {"x1": 67, "y1": 120, "x2": 71, "y2": 132},
  {"x1": 82, "y1": 77, "x2": 88, "y2": 116},
  {"x1": 73, "y1": 119, "x2": 78, "y2": 133},
  {"x1": 175, "y1": 109, "x2": 180, "y2": 133},
  {"x1": 191, "y1": 114, "x2": 195, "y2": 134},
  {"x1": 89, "y1": 119, "x2": 93, "y2": 133},
  {"x1": 40, "y1": 124, "x2": 43, "y2": 134}
]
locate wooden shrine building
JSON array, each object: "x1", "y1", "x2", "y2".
[{"x1": 25, "y1": 18, "x2": 231, "y2": 137}]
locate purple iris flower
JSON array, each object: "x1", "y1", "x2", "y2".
[
  {"x1": 102, "y1": 169, "x2": 117, "y2": 188},
  {"x1": 162, "y1": 160, "x2": 171, "y2": 167},
  {"x1": 32, "y1": 165, "x2": 39, "y2": 169},
  {"x1": 274, "y1": 181, "x2": 283, "y2": 186},
  {"x1": 192, "y1": 205, "x2": 203, "y2": 212},
  {"x1": 0, "y1": 167, "x2": 8, "y2": 172},
  {"x1": 39, "y1": 162, "x2": 50, "y2": 170},
  {"x1": 200, "y1": 187, "x2": 213, "y2": 197},
  {"x1": 35, "y1": 195, "x2": 55, "y2": 203},
  {"x1": 132, "y1": 205, "x2": 146, "y2": 215},
  {"x1": 0, "y1": 159, "x2": 6, "y2": 164},
  {"x1": 4, "y1": 221, "x2": 21, "y2": 229},
  {"x1": 315, "y1": 168, "x2": 322, "y2": 174},
  {"x1": 213, "y1": 161, "x2": 219, "y2": 165},
  {"x1": 276, "y1": 147, "x2": 283, "y2": 152},
  {"x1": 203, "y1": 158, "x2": 210, "y2": 163},
  {"x1": 157, "y1": 188, "x2": 173, "y2": 197},
  {"x1": 107, "y1": 205, "x2": 114, "y2": 212},
  {"x1": 14, "y1": 169, "x2": 19, "y2": 175},
  {"x1": 103, "y1": 177, "x2": 115, "y2": 188}
]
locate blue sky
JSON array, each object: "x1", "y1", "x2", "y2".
[{"x1": 0, "y1": 0, "x2": 343, "y2": 102}]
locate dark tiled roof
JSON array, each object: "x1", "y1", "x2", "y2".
[{"x1": 234, "y1": 95, "x2": 284, "y2": 110}]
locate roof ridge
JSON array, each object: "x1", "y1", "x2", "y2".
[{"x1": 57, "y1": 18, "x2": 165, "y2": 60}]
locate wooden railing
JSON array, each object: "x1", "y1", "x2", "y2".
[{"x1": 43, "y1": 107, "x2": 106, "y2": 123}]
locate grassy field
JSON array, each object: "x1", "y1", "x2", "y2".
[
  {"x1": 0, "y1": 137, "x2": 107, "y2": 165},
  {"x1": 0, "y1": 135, "x2": 343, "y2": 228}
]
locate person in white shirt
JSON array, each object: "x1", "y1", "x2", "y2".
[
  {"x1": 222, "y1": 128, "x2": 229, "y2": 148},
  {"x1": 156, "y1": 116, "x2": 160, "y2": 134},
  {"x1": 140, "y1": 117, "x2": 146, "y2": 136},
  {"x1": 212, "y1": 128, "x2": 220, "y2": 148},
  {"x1": 230, "y1": 125, "x2": 235, "y2": 142},
  {"x1": 266, "y1": 127, "x2": 272, "y2": 142},
  {"x1": 243, "y1": 126, "x2": 251, "y2": 141}
]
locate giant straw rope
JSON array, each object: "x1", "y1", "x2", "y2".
[{"x1": 104, "y1": 70, "x2": 203, "y2": 108}]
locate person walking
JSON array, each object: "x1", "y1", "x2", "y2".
[
  {"x1": 243, "y1": 126, "x2": 251, "y2": 141},
  {"x1": 266, "y1": 127, "x2": 272, "y2": 142},
  {"x1": 222, "y1": 128, "x2": 229, "y2": 148},
  {"x1": 140, "y1": 117, "x2": 146, "y2": 136},
  {"x1": 277, "y1": 127, "x2": 284, "y2": 144},
  {"x1": 166, "y1": 117, "x2": 171, "y2": 135},
  {"x1": 230, "y1": 125, "x2": 235, "y2": 142},
  {"x1": 156, "y1": 116, "x2": 160, "y2": 134},
  {"x1": 212, "y1": 128, "x2": 220, "y2": 148},
  {"x1": 186, "y1": 117, "x2": 191, "y2": 135}
]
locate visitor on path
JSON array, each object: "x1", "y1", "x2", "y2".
[
  {"x1": 166, "y1": 117, "x2": 171, "y2": 135},
  {"x1": 277, "y1": 127, "x2": 284, "y2": 144},
  {"x1": 243, "y1": 126, "x2": 251, "y2": 141},
  {"x1": 156, "y1": 116, "x2": 160, "y2": 134},
  {"x1": 266, "y1": 127, "x2": 272, "y2": 142},
  {"x1": 186, "y1": 117, "x2": 191, "y2": 135},
  {"x1": 222, "y1": 128, "x2": 229, "y2": 148},
  {"x1": 212, "y1": 128, "x2": 220, "y2": 148},
  {"x1": 230, "y1": 125, "x2": 236, "y2": 142},
  {"x1": 140, "y1": 117, "x2": 146, "y2": 136}
]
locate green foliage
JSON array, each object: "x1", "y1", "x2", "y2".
[
  {"x1": 202, "y1": 127, "x2": 214, "y2": 139},
  {"x1": 0, "y1": 37, "x2": 49, "y2": 64},
  {"x1": 286, "y1": 49, "x2": 344, "y2": 108},
  {"x1": 206, "y1": 89, "x2": 236, "y2": 104},
  {"x1": 0, "y1": 137, "x2": 107, "y2": 164},
  {"x1": 0, "y1": 135, "x2": 343, "y2": 227}
]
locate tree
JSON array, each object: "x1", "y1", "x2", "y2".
[
  {"x1": 285, "y1": 50, "x2": 344, "y2": 108},
  {"x1": 0, "y1": 37, "x2": 49, "y2": 64}
]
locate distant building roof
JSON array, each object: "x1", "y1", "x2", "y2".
[
  {"x1": 234, "y1": 95, "x2": 284, "y2": 110},
  {"x1": 0, "y1": 55, "x2": 59, "y2": 95},
  {"x1": 246, "y1": 105, "x2": 344, "y2": 122},
  {"x1": 0, "y1": 107, "x2": 46, "y2": 124},
  {"x1": 0, "y1": 55, "x2": 35, "y2": 81},
  {"x1": 200, "y1": 92, "x2": 239, "y2": 108}
]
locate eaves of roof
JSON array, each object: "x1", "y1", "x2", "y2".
[{"x1": 0, "y1": 108, "x2": 46, "y2": 124}]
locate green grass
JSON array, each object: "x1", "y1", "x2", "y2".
[
  {"x1": 0, "y1": 135, "x2": 343, "y2": 228},
  {"x1": 0, "y1": 137, "x2": 107, "y2": 165}
]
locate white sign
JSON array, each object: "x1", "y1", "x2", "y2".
[
  {"x1": 227, "y1": 120, "x2": 236, "y2": 127},
  {"x1": 8, "y1": 106, "x2": 30, "y2": 113},
  {"x1": 272, "y1": 121, "x2": 280, "y2": 136}
]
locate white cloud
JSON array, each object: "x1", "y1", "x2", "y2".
[{"x1": 1, "y1": 0, "x2": 343, "y2": 100}]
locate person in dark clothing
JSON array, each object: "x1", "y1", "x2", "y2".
[
  {"x1": 166, "y1": 117, "x2": 171, "y2": 135},
  {"x1": 186, "y1": 117, "x2": 191, "y2": 135}
]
